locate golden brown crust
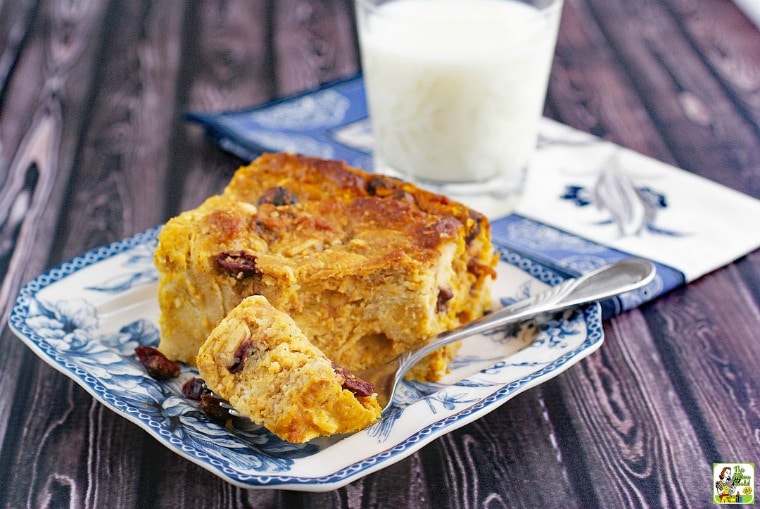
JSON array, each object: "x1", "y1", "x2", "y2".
[{"x1": 155, "y1": 153, "x2": 498, "y2": 380}]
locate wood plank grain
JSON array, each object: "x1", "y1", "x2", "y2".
[
  {"x1": 169, "y1": 0, "x2": 359, "y2": 214},
  {"x1": 0, "y1": 1, "x2": 192, "y2": 507},
  {"x1": 5, "y1": 369, "x2": 149, "y2": 508},
  {"x1": 548, "y1": 312, "x2": 708, "y2": 508},
  {"x1": 135, "y1": 443, "x2": 261, "y2": 509},
  {"x1": 171, "y1": 0, "x2": 276, "y2": 215},
  {"x1": 185, "y1": 0, "x2": 278, "y2": 110},
  {"x1": 172, "y1": 0, "x2": 275, "y2": 213},
  {"x1": 0, "y1": 5, "x2": 109, "y2": 506},
  {"x1": 58, "y1": 0, "x2": 188, "y2": 259},
  {"x1": 272, "y1": 0, "x2": 359, "y2": 96},
  {"x1": 582, "y1": 0, "x2": 760, "y2": 197},
  {"x1": 0, "y1": 0, "x2": 36, "y2": 93},
  {"x1": 549, "y1": 0, "x2": 678, "y2": 165},
  {"x1": 358, "y1": 451, "x2": 433, "y2": 508},
  {"x1": 3, "y1": 365, "x2": 91, "y2": 508},
  {"x1": 419, "y1": 391, "x2": 587, "y2": 508},
  {"x1": 86, "y1": 400, "x2": 150, "y2": 508},
  {"x1": 735, "y1": 250, "x2": 760, "y2": 308},
  {"x1": 663, "y1": 0, "x2": 760, "y2": 128},
  {"x1": 173, "y1": 0, "x2": 359, "y2": 214},
  {"x1": 645, "y1": 270, "x2": 760, "y2": 463},
  {"x1": 0, "y1": 0, "x2": 107, "y2": 322}
]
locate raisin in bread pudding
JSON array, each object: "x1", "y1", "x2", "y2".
[
  {"x1": 155, "y1": 153, "x2": 497, "y2": 381},
  {"x1": 197, "y1": 295, "x2": 381, "y2": 442}
]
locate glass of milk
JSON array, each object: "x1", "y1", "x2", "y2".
[{"x1": 356, "y1": 0, "x2": 563, "y2": 217}]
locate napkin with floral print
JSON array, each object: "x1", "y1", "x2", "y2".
[{"x1": 188, "y1": 76, "x2": 760, "y2": 318}]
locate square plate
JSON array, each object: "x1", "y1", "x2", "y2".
[{"x1": 8, "y1": 227, "x2": 602, "y2": 491}]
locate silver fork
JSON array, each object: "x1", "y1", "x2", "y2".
[{"x1": 358, "y1": 257, "x2": 656, "y2": 412}]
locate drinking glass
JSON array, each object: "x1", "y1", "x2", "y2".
[{"x1": 356, "y1": 0, "x2": 563, "y2": 217}]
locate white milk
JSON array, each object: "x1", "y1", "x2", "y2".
[{"x1": 358, "y1": 0, "x2": 561, "y2": 185}]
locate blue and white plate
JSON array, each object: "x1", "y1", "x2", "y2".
[{"x1": 8, "y1": 228, "x2": 603, "y2": 491}]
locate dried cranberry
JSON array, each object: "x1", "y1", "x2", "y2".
[
  {"x1": 465, "y1": 212, "x2": 483, "y2": 245},
  {"x1": 135, "y1": 345, "x2": 180, "y2": 380},
  {"x1": 436, "y1": 288, "x2": 454, "y2": 313},
  {"x1": 227, "y1": 339, "x2": 253, "y2": 373},
  {"x1": 182, "y1": 378, "x2": 234, "y2": 422},
  {"x1": 216, "y1": 250, "x2": 261, "y2": 278},
  {"x1": 332, "y1": 363, "x2": 375, "y2": 397},
  {"x1": 199, "y1": 393, "x2": 232, "y2": 422},
  {"x1": 182, "y1": 377, "x2": 209, "y2": 400},
  {"x1": 366, "y1": 176, "x2": 394, "y2": 197},
  {"x1": 257, "y1": 186, "x2": 298, "y2": 206},
  {"x1": 467, "y1": 259, "x2": 497, "y2": 279}
]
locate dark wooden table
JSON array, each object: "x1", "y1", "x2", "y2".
[{"x1": 1, "y1": 1, "x2": 758, "y2": 507}]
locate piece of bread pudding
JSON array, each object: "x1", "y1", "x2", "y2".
[
  {"x1": 197, "y1": 295, "x2": 381, "y2": 443},
  {"x1": 155, "y1": 153, "x2": 497, "y2": 381}
]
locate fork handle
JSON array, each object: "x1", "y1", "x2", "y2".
[{"x1": 395, "y1": 258, "x2": 655, "y2": 377}]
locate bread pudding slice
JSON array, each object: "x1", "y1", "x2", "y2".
[
  {"x1": 197, "y1": 295, "x2": 381, "y2": 443},
  {"x1": 155, "y1": 153, "x2": 497, "y2": 381}
]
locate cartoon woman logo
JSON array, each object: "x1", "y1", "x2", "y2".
[{"x1": 716, "y1": 466, "x2": 736, "y2": 503}]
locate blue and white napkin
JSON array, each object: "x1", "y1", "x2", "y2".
[{"x1": 188, "y1": 76, "x2": 760, "y2": 318}]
